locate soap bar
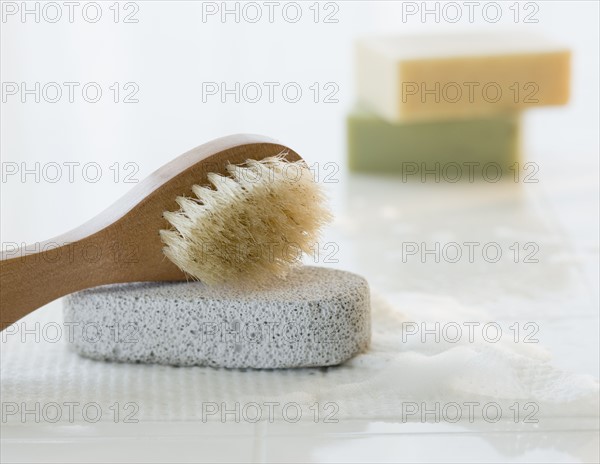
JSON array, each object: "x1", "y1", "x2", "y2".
[
  {"x1": 356, "y1": 33, "x2": 570, "y2": 121},
  {"x1": 347, "y1": 106, "x2": 520, "y2": 179},
  {"x1": 63, "y1": 266, "x2": 371, "y2": 369}
]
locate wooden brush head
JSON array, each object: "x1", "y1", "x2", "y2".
[{"x1": 160, "y1": 155, "x2": 331, "y2": 287}]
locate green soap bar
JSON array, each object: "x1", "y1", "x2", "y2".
[{"x1": 347, "y1": 106, "x2": 521, "y2": 180}]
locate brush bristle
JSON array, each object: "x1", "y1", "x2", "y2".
[{"x1": 160, "y1": 155, "x2": 332, "y2": 287}]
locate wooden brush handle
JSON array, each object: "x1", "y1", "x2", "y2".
[
  {"x1": 0, "y1": 236, "x2": 117, "y2": 331},
  {"x1": 0, "y1": 134, "x2": 301, "y2": 330}
]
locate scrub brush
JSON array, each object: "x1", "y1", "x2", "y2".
[{"x1": 0, "y1": 134, "x2": 331, "y2": 330}]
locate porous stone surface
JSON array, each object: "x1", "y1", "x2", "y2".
[{"x1": 63, "y1": 267, "x2": 371, "y2": 369}]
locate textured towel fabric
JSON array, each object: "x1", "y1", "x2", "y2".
[{"x1": 1, "y1": 291, "x2": 598, "y2": 424}]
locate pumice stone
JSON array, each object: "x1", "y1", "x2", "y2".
[{"x1": 63, "y1": 267, "x2": 371, "y2": 369}]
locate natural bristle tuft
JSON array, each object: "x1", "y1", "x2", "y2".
[{"x1": 160, "y1": 155, "x2": 332, "y2": 287}]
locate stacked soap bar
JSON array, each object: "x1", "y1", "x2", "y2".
[
  {"x1": 348, "y1": 33, "x2": 570, "y2": 176},
  {"x1": 348, "y1": 107, "x2": 520, "y2": 177}
]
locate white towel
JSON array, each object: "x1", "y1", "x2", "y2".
[{"x1": 1, "y1": 292, "x2": 597, "y2": 424}]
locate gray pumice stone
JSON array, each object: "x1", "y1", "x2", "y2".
[{"x1": 62, "y1": 266, "x2": 371, "y2": 369}]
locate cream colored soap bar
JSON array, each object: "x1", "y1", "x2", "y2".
[{"x1": 356, "y1": 33, "x2": 570, "y2": 122}]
